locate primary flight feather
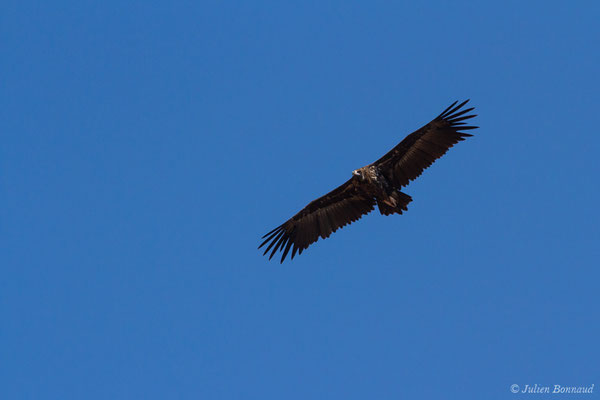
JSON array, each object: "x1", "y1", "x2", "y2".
[{"x1": 259, "y1": 100, "x2": 478, "y2": 263}]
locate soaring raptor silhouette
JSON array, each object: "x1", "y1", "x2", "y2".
[{"x1": 259, "y1": 100, "x2": 478, "y2": 263}]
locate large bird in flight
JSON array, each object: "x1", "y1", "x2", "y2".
[{"x1": 259, "y1": 100, "x2": 478, "y2": 263}]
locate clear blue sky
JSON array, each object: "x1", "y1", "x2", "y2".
[{"x1": 2, "y1": 1, "x2": 599, "y2": 399}]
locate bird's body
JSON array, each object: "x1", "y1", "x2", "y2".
[
  {"x1": 353, "y1": 165, "x2": 410, "y2": 215},
  {"x1": 259, "y1": 100, "x2": 478, "y2": 263}
]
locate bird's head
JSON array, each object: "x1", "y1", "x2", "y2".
[{"x1": 352, "y1": 169, "x2": 363, "y2": 179}]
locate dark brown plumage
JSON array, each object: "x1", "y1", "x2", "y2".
[{"x1": 259, "y1": 100, "x2": 478, "y2": 263}]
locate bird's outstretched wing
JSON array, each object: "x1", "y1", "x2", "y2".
[
  {"x1": 259, "y1": 179, "x2": 375, "y2": 263},
  {"x1": 374, "y1": 100, "x2": 478, "y2": 187}
]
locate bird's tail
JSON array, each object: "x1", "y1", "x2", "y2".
[{"x1": 377, "y1": 191, "x2": 412, "y2": 215}]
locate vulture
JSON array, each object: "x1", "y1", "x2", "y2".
[{"x1": 259, "y1": 100, "x2": 478, "y2": 263}]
